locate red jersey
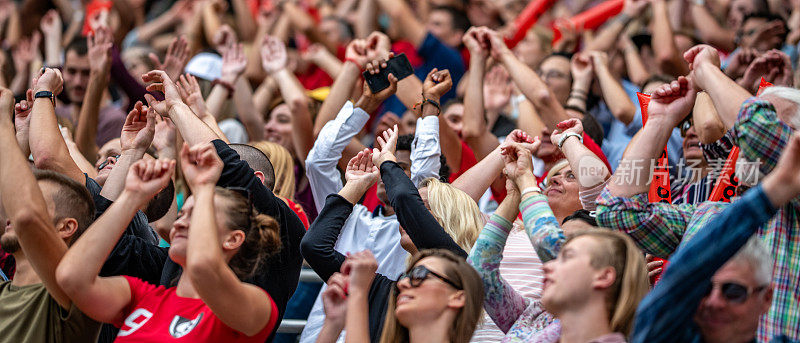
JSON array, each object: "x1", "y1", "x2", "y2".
[
  {"x1": 114, "y1": 276, "x2": 278, "y2": 342},
  {"x1": 449, "y1": 140, "x2": 478, "y2": 182}
]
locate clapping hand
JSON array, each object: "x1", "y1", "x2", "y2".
[
  {"x1": 371, "y1": 124, "x2": 399, "y2": 167},
  {"x1": 124, "y1": 159, "x2": 176, "y2": 205},
  {"x1": 120, "y1": 101, "x2": 156, "y2": 153},
  {"x1": 180, "y1": 142, "x2": 224, "y2": 190},
  {"x1": 345, "y1": 148, "x2": 380, "y2": 189}
]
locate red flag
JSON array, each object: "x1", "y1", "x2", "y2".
[
  {"x1": 503, "y1": 0, "x2": 558, "y2": 49},
  {"x1": 708, "y1": 147, "x2": 740, "y2": 202},
  {"x1": 757, "y1": 77, "x2": 773, "y2": 96},
  {"x1": 553, "y1": 0, "x2": 624, "y2": 43}
]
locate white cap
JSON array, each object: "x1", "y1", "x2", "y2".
[{"x1": 184, "y1": 52, "x2": 223, "y2": 81}]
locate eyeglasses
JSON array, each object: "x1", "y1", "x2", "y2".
[
  {"x1": 97, "y1": 154, "x2": 121, "y2": 171},
  {"x1": 397, "y1": 265, "x2": 462, "y2": 291},
  {"x1": 704, "y1": 281, "x2": 766, "y2": 304}
]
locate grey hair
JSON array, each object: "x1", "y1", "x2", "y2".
[
  {"x1": 759, "y1": 86, "x2": 800, "y2": 129},
  {"x1": 728, "y1": 236, "x2": 773, "y2": 286}
]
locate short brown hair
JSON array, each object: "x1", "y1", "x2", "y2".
[{"x1": 32, "y1": 169, "x2": 95, "y2": 244}]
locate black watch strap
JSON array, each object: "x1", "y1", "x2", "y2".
[{"x1": 34, "y1": 91, "x2": 56, "y2": 108}]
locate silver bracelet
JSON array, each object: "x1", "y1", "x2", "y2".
[
  {"x1": 557, "y1": 132, "x2": 583, "y2": 149},
  {"x1": 521, "y1": 186, "x2": 542, "y2": 196}
]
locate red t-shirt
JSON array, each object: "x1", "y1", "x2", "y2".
[
  {"x1": 449, "y1": 140, "x2": 478, "y2": 182},
  {"x1": 283, "y1": 197, "x2": 310, "y2": 230},
  {"x1": 114, "y1": 276, "x2": 278, "y2": 342}
]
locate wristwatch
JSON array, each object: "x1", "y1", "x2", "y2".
[
  {"x1": 34, "y1": 91, "x2": 56, "y2": 108},
  {"x1": 557, "y1": 132, "x2": 583, "y2": 149}
]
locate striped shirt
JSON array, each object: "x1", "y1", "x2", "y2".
[{"x1": 596, "y1": 98, "x2": 800, "y2": 342}]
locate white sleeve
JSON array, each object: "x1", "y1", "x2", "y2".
[
  {"x1": 410, "y1": 116, "x2": 441, "y2": 187},
  {"x1": 305, "y1": 101, "x2": 370, "y2": 212}
]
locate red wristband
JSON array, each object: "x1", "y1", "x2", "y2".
[{"x1": 344, "y1": 58, "x2": 363, "y2": 70}]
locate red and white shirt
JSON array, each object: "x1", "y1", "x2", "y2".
[{"x1": 114, "y1": 276, "x2": 278, "y2": 342}]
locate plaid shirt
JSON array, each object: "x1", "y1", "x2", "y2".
[{"x1": 596, "y1": 98, "x2": 800, "y2": 342}]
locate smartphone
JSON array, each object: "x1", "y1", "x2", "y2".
[{"x1": 363, "y1": 53, "x2": 414, "y2": 93}]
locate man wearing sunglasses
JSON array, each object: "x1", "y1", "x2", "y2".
[{"x1": 632, "y1": 130, "x2": 800, "y2": 343}]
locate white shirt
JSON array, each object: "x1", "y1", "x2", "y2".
[{"x1": 299, "y1": 103, "x2": 441, "y2": 343}]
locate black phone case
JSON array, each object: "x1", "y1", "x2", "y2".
[{"x1": 363, "y1": 53, "x2": 414, "y2": 93}]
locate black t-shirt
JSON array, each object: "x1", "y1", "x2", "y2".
[{"x1": 159, "y1": 140, "x2": 306, "y2": 342}]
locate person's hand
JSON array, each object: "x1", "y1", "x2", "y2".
[
  {"x1": 355, "y1": 55, "x2": 399, "y2": 113},
  {"x1": 13, "y1": 89, "x2": 33, "y2": 130},
  {"x1": 180, "y1": 142, "x2": 224, "y2": 190},
  {"x1": 39, "y1": 10, "x2": 62, "y2": 38},
  {"x1": 87, "y1": 25, "x2": 113, "y2": 76},
  {"x1": 321, "y1": 272, "x2": 349, "y2": 328},
  {"x1": 341, "y1": 250, "x2": 378, "y2": 295},
  {"x1": 741, "y1": 49, "x2": 793, "y2": 92},
  {"x1": 372, "y1": 124, "x2": 399, "y2": 167},
  {"x1": 422, "y1": 68, "x2": 452, "y2": 101},
  {"x1": 124, "y1": 159, "x2": 176, "y2": 204},
  {"x1": 345, "y1": 148, "x2": 380, "y2": 192},
  {"x1": 505, "y1": 178, "x2": 520, "y2": 200},
  {"x1": 587, "y1": 50, "x2": 609, "y2": 69},
  {"x1": 221, "y1": 42, "x2": 247, "y2": 83},
  {"x1": 374, "y1": 112, "x2": 401, "y2": 138},
  {"x1": 152, "y1": 116, "x2": 177, "y2": 155},
  {"x1": 12, "y1": 34, "x2": 39, "y2": 72},
  {"x1": 120, "y1": 101, "x2": 156, "y2": 153},
  {"x1": 725, "y1": 48, "x2": 758, "y2": 80},
  {"x1": 33, "y1": 67, "x2": 64, "y2": 95},
  {"x1": 463, "y1": 26, "x2": 490, "y2": 59},
  {"x1": 484, "y1": 28, "x2": 512, "y2": 61},
  {"x1": 501, "y1": 142, "x2": 536, "y2": 183},
  {"x1": 365, "y1": 31, "x2": 391, "y2": 61},
  {"x1": 176, "y1": 73, "x2": 207, "y2": 116},
  {"x1": 622, "y1": 0, "x2": 649, "y2": 17},
  {"x1": 344, "y1": 38, "x2": 370, "y2": 69},
  {"x1": 505, "y1": 129, "x2": 541, "y2": 153},
  {"x1": 647, "y1": 76, "x2": 697, "y2": 127},
  {"x1": 645, "y1": 254, "x2": 664, "y2": 287},
  {"x1": 260, "y1": 35, "x2": 288, "y2": 75},
  {"x1": 212, "y1": 24, "x2": 237, "y2": 51},
  {"x1": 570, "y1": 52, "x2": 593, "y2": 83},
  {"x1": 300, "y1": 43, "x2": 328, "y2": 63},
  {"x1": 550, "y1": 118, "x2": 584, "y2": 148},
  {"x1": 143, "y1": 70, "x2": 183, "y2": 116},
  {"x1": 553, "y1": 18, "x2": 579, "y2": 53},
  {"x1": 684, "y1": 44, "x2": 721, "y2": 71},
  {"x1": 484, "y1": 65, "x2": 512, "y2": 112},
  {"x1": 741, "y1": 20, "x2": 786, "y2": 51},
  {"x1": 149, "y1": 36, "x2": 190, "y2": 82}
]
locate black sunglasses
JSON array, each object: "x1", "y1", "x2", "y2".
[
  {"x1": 97, "y1": 154, "x2": 121, "y2": 171},
  {"x1": 704, "y1": 281, "x2": 766, "y2": 304},
  {"x1": 679, "y1": 117, "x2": 694, "y2": 137},
  {"x1": 397, "y1": 265, "x2": 462, "y2": 291}
]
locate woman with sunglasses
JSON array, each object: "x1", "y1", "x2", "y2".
[
  {"x1": 341, "y1": 249, "x2": 483, "y2": 343},
  {"x1": 56, "y1": 142, "x2": 282, "y2": 342},
  {"x1": 632, "y1": 132, "x2": 800, "y2": 343},
  {"x1": 469, "y1": 143, "x2": 650, "y2": 342}
]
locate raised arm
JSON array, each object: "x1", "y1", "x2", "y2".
[
  {"x1": 99, "y1": 102, "x2": 155, "y2": 201},
  {"x1": 75, "y1": 25, "x2": 113, "y2": 161},
  {"x1": 0, "y1": 87, "x2": 70, "y2": 308},
  {"x1": 685, "y1": 45, "x2": 752, "y2": 131},
  {"x1": 584, "y1": 0, "x2": 649, "y2": 52},
  {"x1": 620, "y1": 34, "x2": 651, "y2": 86},
  {"x1": 688, "y1": 2, "x2": 736, "y2": 52},
  {"x1": 13, "y1": 90, "x2": 33, "y2": 157},
  {"x1": 374, "y1": 0, "x2": 427, "y2": 47},
  {"x1": 372, "y1": 126, "x2": 467, "y2": 257},
  {"x1": 588, "y1": 51, "x2": 636, "y2": 125},
  {"x1": 313, "y1": 39, "x2": 368, "y2": 137},
  {"x1": 316, "y1": 273, "x2": 349, "y2": 343},
  {"x1": 487, "y1": 29, "x2": 569, "y2": 129},
  {"x1": 181, "y1": 142, "x2": 274, "y2": 336},
  {"x1": 460, "y1": 27, "x2": 503, "y2": 162},
  {"x1": 40, "y1": 10, "x2": 63, "y2": 67},
  {"x1": 551, "y1": 119, "x2": 610, "y2": 191},
  {"x1": 261, "y1": 35, "x2": 314, "y2": 162},
  {"x1": 343, "y1": 251, "x2": 378, "y2": 343},
  {"x1": 607, "y1": 77, "x2": 696, "y2": 197},
  {"x1": 410, "y1": 68, "x2": 451, "y2": 185},
  {"x1": 28, "y1": 68, "x2": 85, "y2": 183},
  {"x1": 651, "y1": 0, "x2": 689, "y2": 77},
  {"x1": 567, "y1": 53, "x2": 594, "y2": 114},
  {"x1": 301, "y1": 150, "x2": 379, "y2": 281},
  {"x1": 57, "y1": 159, "x2": 174, "y2": 324},
  {"x1": 175, "y1": 73, "x2": 227, "y2": 142},
  {"x1": 225, "y1": 42, "x2": 262, "y2": 142},
  {"x1": 467, "y1": 178, "x2": 534, "y2": 333}
]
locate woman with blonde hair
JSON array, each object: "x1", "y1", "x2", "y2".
[
  {"x1": 419, "y1": 177, "x2": 484, "y2": 251},
  {"x1": 340, "y1": 249, "x2": 484, "y2": 343},
  {"x1": 468, "y1": 144, "x2": 649, "y2": 342}
]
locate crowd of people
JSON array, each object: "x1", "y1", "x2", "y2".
[{"x1": 1, "y1": 0, "x2": 800, "y2": 341}]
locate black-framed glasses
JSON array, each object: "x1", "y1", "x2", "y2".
[
  {"x1": 397, "y1": 265, "x2": 462, "y2": 290},
  {"x1": 97, "y1": 154, "x2": 121, "y2": 171},
  {"x1": 704, "y1": 281, "x2": 766, "y2": 304}
]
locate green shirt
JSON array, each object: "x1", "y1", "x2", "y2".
[{"x1": 0, "y1": 282, "x2": 100, "y2": 343}]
